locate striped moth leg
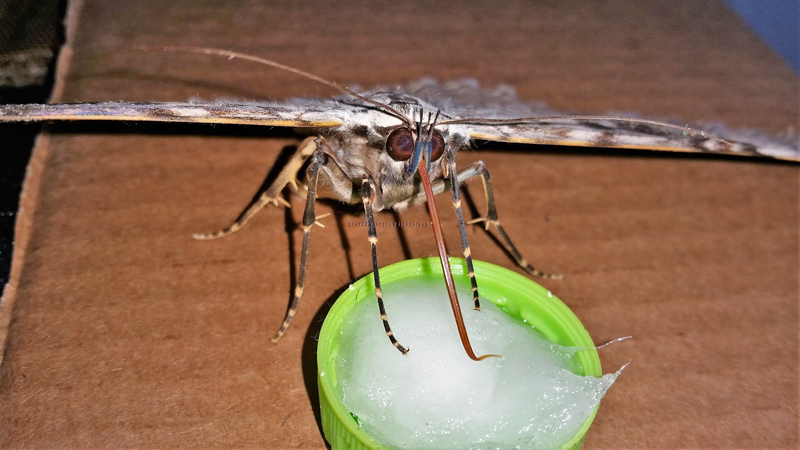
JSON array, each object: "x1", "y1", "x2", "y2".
[
  {"x1": 361, "y1": 177, "x2": 409, "y2": 355},
  {"x1": 271, "y1": 149, "x2": 327, "y2": 342},
  {"x1": 463, "y1": 161, "x2": 561, "y2": 280},
  {"x1": 444, "y1": 148, "x2": 482, "y2": 310},
  {"x1": 194, "y1": 136, "x2": 318, "y2": 240}
]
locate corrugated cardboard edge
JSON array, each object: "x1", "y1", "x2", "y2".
[{"x1": 0, "y1": 0, "x2": 84, "y2": 368}]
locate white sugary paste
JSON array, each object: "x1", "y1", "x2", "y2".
[{"x1": 334, "y1": 278, "x2": 625, "y2": 450}]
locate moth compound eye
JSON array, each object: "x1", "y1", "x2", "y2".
[
  {"x1": 430, "y1": 130, "x2": 445, "y2": 161},
  {"x1": 386, "y1": 127, "x2": 415, "y2": 161}
]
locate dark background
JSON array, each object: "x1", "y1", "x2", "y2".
[{"x1": 0, "y1": 0, "x2": 65, "y2": 288}]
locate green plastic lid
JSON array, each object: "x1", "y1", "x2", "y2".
[{"x1": 317, "y1": 257, "x2": 603, "y2": 450}]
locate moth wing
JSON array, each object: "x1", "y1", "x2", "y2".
[
  {"x1": 401, "y1": 78, "x2": 799, "y2": 162},
  {"x1": 0, "y1": 100, "x2": 345, "y2": 127},
  {"x1": 459, "y1": 120, "x2": 800, "y2": 162}
]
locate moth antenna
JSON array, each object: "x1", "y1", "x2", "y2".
[
  {"x1": 416, "y1": 108, "x2": 424, "y2": 140},
  {"x1": 439, "y1": 115, "x2": 736, "y2": 146},
  {"x1": 134, "y1": 45, "x2": 413, "y2": 127},
  {"x1": 428, "y1": 109, "x2": 441, "y2": 138}
]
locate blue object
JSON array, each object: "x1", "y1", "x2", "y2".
[{"x1": 726, "y1": 0, "x2": 799, "y2": 73}]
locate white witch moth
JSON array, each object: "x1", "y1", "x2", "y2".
[{"x1": 1, "y1": 48, "x2": 797, "y2": 359}]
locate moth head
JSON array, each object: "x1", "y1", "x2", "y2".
[
  {"x1": 384, "y1": 108, "x2": 446, "y2": 178},
  {"x1": 385, "y1": 127, "x2": 445, "y2": 177}
]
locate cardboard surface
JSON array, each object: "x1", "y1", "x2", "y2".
[{"x1": 0, "y1": 0, "x2": 797, "y2": 448}]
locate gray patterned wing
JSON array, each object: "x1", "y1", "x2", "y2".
[
  {"x1": 452, "y1": 118, "x2": 799, "y2": 162},
  {"x1": 0, "y1": 100, "x2": 345, "y2": 127},
  {"x1": 404, "y1": 78, "x2": 800, "y2": 162}
]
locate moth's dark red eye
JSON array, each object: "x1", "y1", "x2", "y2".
[
  {"x1": 430, "y1": 130, "x2": 445, "y2": 161},
  {"x1": 386, "y1": 128, "x2": 415, "y2": 161}
]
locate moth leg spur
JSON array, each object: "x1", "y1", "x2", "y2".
[
  {"x1": 362, "y1": 177, "x2": 408, "y2": 355},
  {"x1": 271, "y1": 148, "x2": 327, "y2": 342},
  {"x1": 194, "y1": 136, "x2": 317, "y2": 240},
  {"x1": 444, "y1": 148, "x2": 481, "y2": 310}
]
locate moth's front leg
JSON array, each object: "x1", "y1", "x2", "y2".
[
  {"x1": 361, "y1": 177, "x2": 409, "y2": 355},
  {"x1": 194, "y1": 136, "x2": 317, "y2": 240}
]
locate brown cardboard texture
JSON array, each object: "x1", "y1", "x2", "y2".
[{"x1": 0, "y1": 0, "x2": 796, "y2": 448}]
